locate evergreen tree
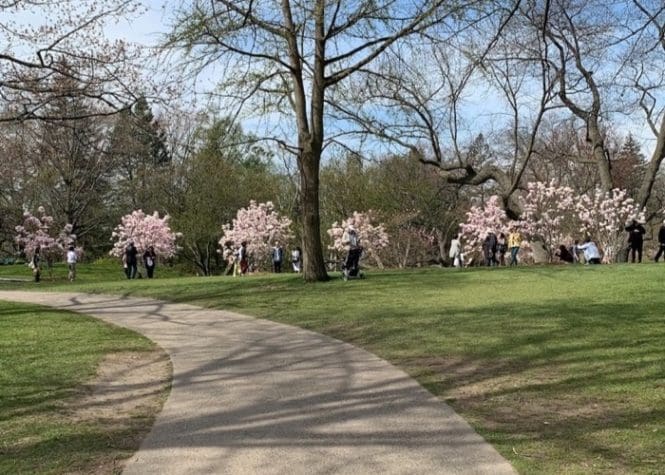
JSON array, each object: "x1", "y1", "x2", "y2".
[
  {"x1": 170, "y1": 116, "x2": 278, "y2": 275},
  {"x1": 612, "y1": 134, "x2": 645, "y2": 196},
  {"x1": 108, "y1": 97, "x2": 171, "y2": 212}
]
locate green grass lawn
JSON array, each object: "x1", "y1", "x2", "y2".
[
  {"x1": 0, "y1": 300, "x2": 165, "y2": 474},
  {"x1": 1, "y1": 261, "x2": 664, "y2": 473}
]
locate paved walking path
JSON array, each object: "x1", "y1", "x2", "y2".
[{"x1": 0, "y1": 291, "x2": 515, "y2": 475}]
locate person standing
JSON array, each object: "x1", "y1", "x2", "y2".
[
  {"x1": 482, "y1": 232, "x2": 497, "y2": 267},
  {"x1": 497, "y1": 232, "x2": 507, "y2": 266},
  {"x1": 272, "y1": 241, "x2": 284, "y2": 273},
  {"x1": 32, "y1": 246, "x2": 41, "y2": 283},
  {"x1": 508, "y1": 228, "x2": 522, "y2": 266},
  {"x1": 238, "y1": 241, "x2": 249, "y2": 275},
  {"x1": 341, "y1": 224, "x2": 362, "y2": 277},
  {"x1": 625, "y1": 219, "x2": 646, "y2": 263},
  {"x1": 449, "y1": 234, "x2": 463, "y2": 268},
  {"x1": 124, "y1": 241, "x2": 138, "y2": 279},
  {"x1": 655, "y1": 222, "x2": 665, "y2": 262},
  {"x1": 143, "y1": 246, "x2": 157, "y2": 279},
  {"x1": 223, "y1": 241, "x2": 236, "y2": 275},
  {"x1": 291, "y1": 246, "x2": 302, "y2": 273},
  {"x1": 66, "y1": 245, "x2": 78, "y2": 282}
]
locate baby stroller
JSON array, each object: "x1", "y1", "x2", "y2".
[{"x1": 342, "y1": 246, "x2": 364, "y2": 281}]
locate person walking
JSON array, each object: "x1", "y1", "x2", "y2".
[
  {"x1": 124, "y1": 241, "x2": 138, "y2": 279},
  {"x1": 655, "y1": 221, "x2": 665, "y2": 262},
  {"x1": 143, "y1": 246, "x2": 157, "y2": 279},
  {"x1": 625, "y1": 219, "x2": 646, "y2": 263},
  {"x1": 272, "y1": 241, "x2": 284, "y2": 273},
  {"x1": 31, "y1": 246, "x2": 41, "y2": 283},
  {"x1": 508, "y1": 228, "x2": 522, "y2": 266},
  {"x1": 449, "y1": 234, "x2": 463, "y2": 268},
  {"x1": 66, "y1": 245, "x2": 77, "y2": 282}
]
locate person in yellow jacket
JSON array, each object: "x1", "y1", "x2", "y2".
[{"x1": 508, "y1": 228, "x2": 522, "y2": 266}]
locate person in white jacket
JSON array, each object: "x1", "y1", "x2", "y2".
[
  {"x1": 449, "y1": 234, "x2": 463, "y2": 268},
  {"x1": 66, "y1": 245, "x2": 78, "y2": 281},
  {"x1": 576, "y1": 237, "x2": 601, "y2": 264}
]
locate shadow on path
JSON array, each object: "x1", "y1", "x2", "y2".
[{"x1": 0, "y1": 291, "x2": 515, "y2": 475}]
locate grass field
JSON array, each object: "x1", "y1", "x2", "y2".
[
  {"x1": 0, "y1": 299, "x2": 168, "y2": 474},
  {"x1": 1, "y1": 260, "x2": 664, "y2": 474}
]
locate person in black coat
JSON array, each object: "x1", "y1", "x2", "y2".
[
  {"x1": 625, "y1": 220, "x2": 646, "y2": 263},
  {"x1": 32, "y1": 246, "x2": 41, "y2": 282},
  {"x1": 655, "y1": 222, "x2": 665, "y2": 262},
  {"x1": 482, "y1": 232, "x2": 497, "y2": 267},
  {"x1": 555, "y1": 244, "x2": 574, "y2": 263},
  {"x1": 124, "y1": 242, "x2": 138, "y2": 279},
  {"x1": 143, "y1": 246, "x2": 157, "y2": 278}
]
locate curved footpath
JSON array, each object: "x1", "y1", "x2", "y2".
[{"x1": 0, "y1": 291, "x2": 515, "y2": 475}]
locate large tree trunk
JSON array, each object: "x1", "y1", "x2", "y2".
[
  {"x1": 636, "y1": 119, "x2": 665, "y2": 211},
  {"x1": 299, "y1": 147, "x2": 329, "y2": 282},
  {"x1": 587, "y1": 120, "x2": 613, "y2": 192},
  {"x1": 298, "y1": 2, "x2": 329, "y2": 283}
]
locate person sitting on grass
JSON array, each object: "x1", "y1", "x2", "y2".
[
  {"x1": 576, "y1": 237, "x2": 602, "y2": 265},
  {"x1": 555, "y1": 244, "x2": 574, "y2": 263}
]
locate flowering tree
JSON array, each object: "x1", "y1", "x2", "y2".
[
  {"x1": 577, "y1": 188, "x2": 645, "y2": 263},
  {"x1": 459, "y1": 196, "x2": 517, "y2": 262},
  {"x1": 327, "y1": 211, "x2": 390, "y2": 267},
  {"x1": 459, "y1": 184, "x2": 646, "y2": 265},
  {"x1": 520, "y1": 181, "x2": 578, "y2": 261},
  {"x1": 14, "y1": 206, "x2": 78, "y2": 269},
  {"x1": 110, "y1": 210, "x2": 180, "y2": 258},
  {"x1": 219, "y1": 201, "x2": 293, "y2": 271}
]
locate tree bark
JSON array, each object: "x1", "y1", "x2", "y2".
[
  {"x1": 299, "y1": 147, "x2": 329, "y2": 281},
  {"x1": 636, "y1": 118, "x2": 665, "y2": 211}
]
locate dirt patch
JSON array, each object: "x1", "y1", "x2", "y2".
[{"x1": 62, "y1": 349, "x2": 172, "y2": 474}]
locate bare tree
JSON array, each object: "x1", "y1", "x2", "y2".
[
  {"x1": 335, "y1": 3, "x2": 554, "y2": 218},
  {"x1": 0, "y1": 0, "x2": 145, "y2": 121},
  {"x1": 537, "y1": 0, "x2": 665, "y2": 213},
  {"x1": 622, "y1": 0, "x2": 665, "y2": 211},
  {"x1": 163, "y1": 0, "x2": 488, "y2": 281}
]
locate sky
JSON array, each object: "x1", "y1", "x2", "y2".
[{"x1": 0, "y1": 1, "x2": 659, "y2": 159}]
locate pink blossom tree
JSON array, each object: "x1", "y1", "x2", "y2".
[
  {"x1": 459, "y1": 196, "x2": 522, "y2": 263},
  {"x1": 219, "y1": 201, "x2": 293, "y2": 271},
  {"x1": 520, "y1": 181, "x2": 578, "y2": 262},
  {"x1": 576, "y1": 188, "x2": 645, "y2": 263},
  {"x1": 14, "y1": 206, "x2": 78, "y2": 271},
  {"x1": 460, "y1": 184, "x2": 646, "y2": 265},
  {"x1": 327, "y1": 211, "x2": 390, "y2": 267},
  {"x1": 110, "y1": 210, "x2": 180, "y2": 258}
]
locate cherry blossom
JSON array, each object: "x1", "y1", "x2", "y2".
[
  {"x1": 110, "y1": 210, "x2": 180, "y2": 258},
  {"x1": 219, "y1": 201, "x2": 293, "y2": 270},
  {"x1": 520, "y1": 181, "x2": 578, "y2": 261},
  {"x1": 14, "y1": 207, "x2": 79, "y2": 267},
  {"x1": 327, "y1": 211, "x2": 389, "y2": 265},
  {"x1": 576, "y1": 188, "x2": 644, "y2": 263}
]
